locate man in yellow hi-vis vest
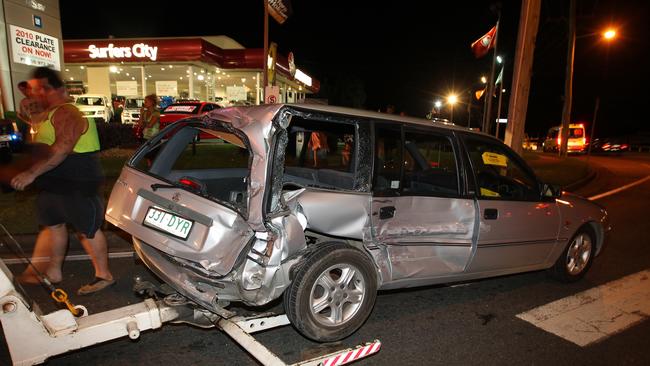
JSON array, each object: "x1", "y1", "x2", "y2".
[{"x1": 11, "y1": 67, "x2": 115, "y2": 295}]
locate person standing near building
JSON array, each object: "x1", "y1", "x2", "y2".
[
  {"x1": 138, "y1": 94, "x2": 160, "y2": 140},
  {"x1": 11, "y1": 67, "x2": 115, "y2": 295},
  {"x1": 16, "y1": 80, "x2": 45, "y2": 140}
]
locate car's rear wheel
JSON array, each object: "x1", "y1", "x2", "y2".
[
  {"x1": 283, "y1": 242, "x2": 377, "y2": 342},
  {"x1": 550, "y1": 226, "x2": 596, "y2": 282}
]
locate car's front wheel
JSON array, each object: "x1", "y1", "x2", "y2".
[
  {"x1": 283, "y1": 242, "x2": 377, "y2": 342},
  {"x1": 550, "y1": 226, "x2": 596, "y2": 282}
]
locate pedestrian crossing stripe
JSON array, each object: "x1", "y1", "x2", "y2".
[{"x1": 516, "y1": 270, "x2": 650, "y2": 346}]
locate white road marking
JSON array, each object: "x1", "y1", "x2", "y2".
[
  {"x1": 588, "y1": 175, "x2": 650, "y2": 201},
  {"x1": 1, "y1": 251, "x2": 136, "y2": 265},
  {"x1": 588, "y1": 163, "x2": 650, "y2": 201},
  {"x1": 516, "y1": 270, "x2": 650, "y2": 346}
]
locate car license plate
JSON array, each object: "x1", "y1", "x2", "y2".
[{"x1": 143, "y1": 207, "x2": 194, "y2": 240}]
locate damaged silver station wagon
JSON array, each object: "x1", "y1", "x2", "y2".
[{"x1": 107, "y1": 104, "x2": 610, "y2": 342}]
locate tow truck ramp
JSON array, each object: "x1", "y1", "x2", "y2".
[{"x1": 0, "y1": 260, "x2": 380, "y2": 366}]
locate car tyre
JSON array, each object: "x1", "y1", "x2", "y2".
[
  {"x1": 283, "y1": 242, "x2": 377, "y2": 342},
  {"x1": 550, "y1": 226, "x2": 596, "y2": 283}
]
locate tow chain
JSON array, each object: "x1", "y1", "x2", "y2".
[{"x1": 0, "y1": 222, "x2": 81, "y2": 316}]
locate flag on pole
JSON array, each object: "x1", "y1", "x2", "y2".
[
  {"x1": 475, "y1": 88, "x2": 486, "y2": 100},
  {"x1": 495, "y1": 67, "x2": 504, "y2": 85},
  {"x1": 268, "y1": 0, "x2": 293, "y2": 24},
  {"x1": 471, "y1": 25, "x2": 497, "y2": 58}
]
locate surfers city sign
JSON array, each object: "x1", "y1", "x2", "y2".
[{"x1": 88, "y1": 43, "x2": 158, "y2": 61}]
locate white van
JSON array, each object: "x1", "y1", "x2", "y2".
[{"x1": 543, "y1": 123, "x2": 587, "y2": 153}]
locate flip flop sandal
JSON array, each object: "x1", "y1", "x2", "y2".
[{"x1": 77, "y1": 277, "x2": 116, "y2": 295}]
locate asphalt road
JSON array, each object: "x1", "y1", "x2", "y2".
[{"x1": 2, "y1": 153, "x2": 650, "y2": 365}]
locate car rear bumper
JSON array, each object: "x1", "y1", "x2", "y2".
[{"x1": 133, "y1": 238, "x2": 240, "y2": 312}]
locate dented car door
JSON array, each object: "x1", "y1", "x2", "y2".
[{"x1": 371, "y1": 123, "x2": 476, "y2": 284}]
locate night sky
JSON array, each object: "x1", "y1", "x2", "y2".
[{"x1": 60, "y1": 0, "x2": 649, "y2": 138}]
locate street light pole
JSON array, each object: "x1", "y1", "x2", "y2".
[
  {"x1": 559, "y1": 0, "x2": 576, "y2": 157},
  {"x1": 495, "y1": 87, "x2": 505, "y2": 139},
  {"x1": 447, "y1": 94, "x2": 458, "y2": 124},
  {"x1": 586, "y1": 96, "x2": 600, "y2": 159}
]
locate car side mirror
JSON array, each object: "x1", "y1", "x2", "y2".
[{"x1": 541, "y1": 183, "x2": 562, "y2": 199}]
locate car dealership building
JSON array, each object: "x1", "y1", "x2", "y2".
[
  {"x1": 1, "y1": 0, "x2": 319, "y2": 116},
  {"x1": 61, "y1": 36, "x2": 319, "y2": 105}
]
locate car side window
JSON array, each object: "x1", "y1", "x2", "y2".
[
  {"x1": 464, "y1": 137, "x2": 540, "y2": 201},
  {"x1": 282, "y1": 116, "x2": 357, "y2": 190},
  {"x1": 402, "y1": 129, "x2": 459, "y2": 197},
  {"x1": 373, "y1": 124, "x2": 402, "y2": 196},
  {"x1": 201, "y1": 104, "x2": 215, "y2": 113}
]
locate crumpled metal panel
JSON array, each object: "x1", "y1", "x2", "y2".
[
  {"x1": 292, "y1": 190, "x2": 371, "y2": 240},
  {"x1": 373, "y1": 197, "x2": 475, "y2": 242},
  {"x1": 106, "y1": 167, "x2": 254, "y2": 277},
  {"x1": 203, "y1": 105, "x2": 284, "y2": 232},
  {"x1": 238, "y1": 211, "x2": 306, "y2": 305},
  {"x1": 371, "y1": 196, "x2": 476, "y2": 284}
]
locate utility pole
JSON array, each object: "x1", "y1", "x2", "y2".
[
  {"x1": 559, "y1": 0, "x2": 576, "y2": 157},
  {"x1": 482, "y1": 20, "x2": 500, "y2": 135},
  {"x1": 586, "y1": 96, "x2": 600, "y2": 159},
  {"x1": 467, "y1": 91, "x2": 472, "y2": 128},
  {"x1": 262, "y1": 0, "x2": 269, "y2": 103},
  {"x1": 504, "y1": 0, "x2": 541, "y2": 155}
]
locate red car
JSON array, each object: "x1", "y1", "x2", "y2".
[
  {"x1": 134, "y1": 101, "x2": 222, "y2": 139},
  {"x1": 159, "y1": 101, "x2": 222, "y2": 130}
]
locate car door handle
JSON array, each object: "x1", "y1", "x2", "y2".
[
  {"x1": 484, "y1": 208, "x2": 498, "y2": 220},
  {"x1": 379, "y1": 206, "x2": 396, "y2": 220}
]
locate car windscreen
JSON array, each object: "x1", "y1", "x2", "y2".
[
  {"x1": 126, "y1": 99, "x2": 144, "y2": 109},
  {"x1": 131, "y1": 124, "x2": 251, "y2": 215},
  {"x1": 76, "y1": 97, "x2": 104, "y2": 106},
  {"x1": 162, "y1": 104, "x2": 200, "y2": 114}
]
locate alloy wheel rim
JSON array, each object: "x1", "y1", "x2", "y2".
[
  {"x1": 309, "y1": 264, "x2": 366, "y2": 327},
  {"x1": 566, "y1": 233, "x2": 592, "y2": 275}
]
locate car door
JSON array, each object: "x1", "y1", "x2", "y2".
[
  {"x1": 370, "y1": 123, "x2": 476, "y2": 283},
  {"x1": 461, "y1": 135, "x2": 560, "y2": 274}
]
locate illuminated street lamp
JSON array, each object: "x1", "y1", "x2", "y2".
[
  {"x1": 480, "y1": 76, "x2": 487, "y2": 84},
  {"x1": 434, "y1": 100, "x2": 442, "y2": 109},
  {"x1": 603, "y1": 28, "x2": 616, "y2": 40},
  {"x1": 447, "y1": 94, "x2": 458, "y2": 124},
  {"x1": 560, "y1": 18, "x2": 619, "y2": 157}
]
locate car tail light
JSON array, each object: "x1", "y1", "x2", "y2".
[{"x1": 179, "y1": 178, "x2": 201, "y2": 191}]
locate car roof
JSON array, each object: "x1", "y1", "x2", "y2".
[
  {"x1": 207, "y1": 103, "x2": 491, "y2": 138},
  {"x1": 167, "y1": 101, "x2": 214, "y2": 106}
]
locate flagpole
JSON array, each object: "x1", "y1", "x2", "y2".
[
  {"x1": 262, "y1": 0, "x2": 269, "y2": 103},
  {"x1": 482, "y1": 19, "x2": 500, "y2": 134}
]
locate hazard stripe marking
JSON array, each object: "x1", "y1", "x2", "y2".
[
  {"x1": 323, "y1": 340, "x2": 381, "y2": 366},
  {"x1": 516, "y1": 270, "x2": 650, "y2": 346}
]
